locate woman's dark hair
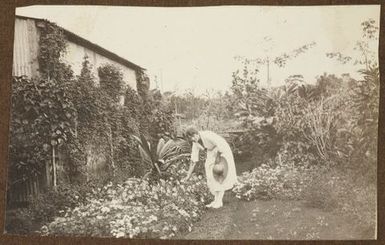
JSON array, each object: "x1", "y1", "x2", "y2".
[{"x1": 185, "y1": 127, "x2": 199, "y2": 137}]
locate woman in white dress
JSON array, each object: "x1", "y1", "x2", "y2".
[{"x1": 182, "y1": 127, "x2": 237, "y2": 208}]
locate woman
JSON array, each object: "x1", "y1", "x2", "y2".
[{"x1": 182, "y1": 127, "x2": 237, "y2": 208}]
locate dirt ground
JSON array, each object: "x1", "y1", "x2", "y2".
[{"x1": 175, "y1": 192, "x2": 368, "y2": 240}]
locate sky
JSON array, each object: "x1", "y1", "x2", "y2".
[{"x1": 16, "y1": 5, "x2": 380, "y2": 94}]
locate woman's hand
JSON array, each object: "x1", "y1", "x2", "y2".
[
  {"x1": 183, "y1": 161, "x2": 197, "y2": 183},
  {"x1": 212, "y1": 146, "x2": 222, "y2": 155},
  {"x1": 214, "y1": 147, "x2": 222, "y2": 156}
]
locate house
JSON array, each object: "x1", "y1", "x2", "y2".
[{"x1": 13, "y1": 15, "x2": 145, "y2": 91}]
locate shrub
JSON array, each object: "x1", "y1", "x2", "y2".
[
  {"x1": 5, "y1": 209, "x2": 35, "y2": 234},
  {"x1": 5, "y1": 183, "x2": 88, "y2": 234},
  {"x1": 45, "y1": 165, "x2": 210, "y2": 239},
  {"x1": 233, "y1": 161, "x2": 314, "y2": 201}
]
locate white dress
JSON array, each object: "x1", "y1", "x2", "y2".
[{"x1": 191, "y1": 131, "x2": 237, "y2": 194}]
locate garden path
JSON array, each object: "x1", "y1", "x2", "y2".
[
  {"x1": 176, "y1": 194, "x2": 365, "y2": 240},
  {"x1": 176, "y1": 157, "x2": 367, "y2": 240}
]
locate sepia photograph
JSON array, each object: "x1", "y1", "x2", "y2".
[{"x1": 4, "y1": 4, "x2": 380, "y2": 240}]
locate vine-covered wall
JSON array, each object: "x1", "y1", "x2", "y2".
[{"x1": 9, "y1": 18, "x2": 176, "y2": 205}]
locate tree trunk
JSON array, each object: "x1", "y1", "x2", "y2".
[{"x1": 266, "y1": 57, "x2": 271, "y2": 87}]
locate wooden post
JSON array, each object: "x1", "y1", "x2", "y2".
[
  {"x1": 107, "y1": 124, "x2": 115, "y2": 176},
  {"x1": 34, "y1": 178, "x2": 38, "y2": 195},
  {"x1": 45, "y1": 159, "x2": 51, "y2": 188},
  {"x1": 52, "y1": 145, "x2": 57, "y2": 191},
  {"x1": 266, "y1": 56, "x2": 271, "y2": 87}
]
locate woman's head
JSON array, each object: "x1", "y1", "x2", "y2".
[{"x1": 185, "y1": 127, "x2": 199, "y2": 142}]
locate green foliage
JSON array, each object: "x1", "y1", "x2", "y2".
[
  {"x1": 233, "y1": 161, "x2": 315, "y2": 201},
  {"x1": 10, "y1": 22, "x2": 175, "y2": 191},
  {"x1": 229, "y1": 64, "x2": 280, "y2": 164},
  {"x1": 232, "y1": 61, "x2": 378, "y2": 237},
  {"x1": 335, "y1": 67, "x2": 379, "y2": 179},
  {"x1": 137, "y1": 89, "x2": 176, "y2": 144},
  {"x1": 9, "y1": 20, "x2": 78, "y2": 188},
  {"x1": 5, "y1": 183, "x2": 88, "y2": 234},
  {"x1": 9, "y1": 76, "x2": 77, "y2": 183},
  {"x1": 45, "y1": 172, "x2": 210, "y2": 239},
  {"x1": 5, "y1": 209, "x2": 35, "y2": 234},
  {"x1": 98, "y1": 64, "x2": 125, "y2": 103},
  {"x1": 327, "y1": 19, "x2": 378, "y2": 69},
  {"x1": 38, "y1": 21, "x2": 73, "y2": 81},
  {"x1": 69, "y1": 59, "x2": 176, "y2": 182},
  {"x1": 136, "y1": 70, "x2": 150, "y2": 100},
  {"x1": 168, "y1": 90, "x2": 235, "y2": 134},
  {"x1": 231, "y1": 65, "x2": 274, "y2": 121},
  {"x1": 133, "y1": 134, "x2": 191, "y2": 179},
  {"x1": 73, "y1": 61, "x2": 144, "y2": 180}
]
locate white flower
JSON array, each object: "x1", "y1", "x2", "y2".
[{"x1": 178, "y1": 209, "x2": 189, "y2": 217}]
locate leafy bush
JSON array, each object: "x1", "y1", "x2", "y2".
[
  {"x1": 5, "y1": 183, "x2": 88, "y2": 234},
  {"x1": 45, "y1": 167, "x2": 210, "y2": 239},
  {"x1": 98, "y1": 64, "x2": 125, "y2": 103},
  {"x1": 9, "y1": 76, "x2": 77, "y2": 185},
  {"x1": 233, "y1": 161, "x2": 314, "y2": 201},
  {"x1": 5, "y1": 209, "x2": 35, "y2": 234}
]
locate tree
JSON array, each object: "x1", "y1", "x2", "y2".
[
  {"x1": 326, "y1": 19, "x2": 379, "y2": 69},
  {"x1": 231, "y1": 64, "x2": 274, "y2": 125},
  {"x1": 235, "y1": 36, "x2": 316, "y2": 86}
]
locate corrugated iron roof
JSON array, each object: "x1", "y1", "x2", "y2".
[{"x1": 15, "y1": 15, "x2": 145, "y2": 72}]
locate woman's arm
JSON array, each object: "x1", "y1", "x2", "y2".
[
  {"x1": 211, "y1": 145, "x2": 222, "y2": 155},
  {"x1": 182, "y1": 142, "x2": 200, "y2": 182},
  {"x1": 182, "y1": 161, "x2": 197, "y2": 182}
]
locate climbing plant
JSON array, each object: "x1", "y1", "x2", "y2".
[
  {"x1": 9, "y1": 19, "x2": 176, "y2": 194},
  {"x1": 9, "y1": 76, "x2": 77, "y2": 187},
  {"x1": 9, "y1": 21, "x2": 78, "y2": 192},
  {"x1": 38, "y1": 21, "x2": 73, "y2": 82}
]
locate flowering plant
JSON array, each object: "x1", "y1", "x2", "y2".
[
  {"x1": 45, "y1": 164, "x2": 210, "y2": 239},
  {"x1": 233, "y1": 161, "x2": 315, "y2": 201}
]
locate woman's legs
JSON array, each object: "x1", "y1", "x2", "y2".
[{"x1": 212, "y1": 191, "x2": 224, "y2": 208}]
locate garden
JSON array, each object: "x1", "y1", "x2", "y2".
[{"x1": 5, "y1": 18, "x2": 379, "y2": 239}]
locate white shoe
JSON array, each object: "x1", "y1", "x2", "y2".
[
  {"x1": 211, "y1": 202, "x2": 223, "y2": 209},
  {"x1": 205, "y1": 201, "x2": 216, "y2": 208}
]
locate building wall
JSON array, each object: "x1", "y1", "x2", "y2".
[
  {"x1": 12, "y1": 18, "x2": 40, "y2": 77},
  {"x1": 13, "y1": 17, "x2": 138, "y2": 92},
  {"x1": 63, "y1": 41, "x2": 138, "y2": 90}
]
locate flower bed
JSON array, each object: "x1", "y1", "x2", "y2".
[
  {"x1": 233, "y1": 163, "x2": 314, "y2": 201},
  {"x1": 45, "y1": 171, "x2": 210, "y2": 239}
]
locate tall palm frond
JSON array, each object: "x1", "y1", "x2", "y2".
[
  {"x1": 132, "y1": 135, "x2": 153, "y2": 169},
  {"x1": 133, "y1": 134, "x2": 191, "y2": 177}
]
